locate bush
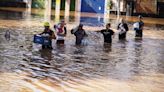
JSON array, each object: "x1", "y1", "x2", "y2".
[{"x1": 32, "y1": 0, "x2": 45, "y2": 9}]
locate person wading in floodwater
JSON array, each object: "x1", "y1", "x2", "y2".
[
  {"x1": 97, "y1": 23, "x2": 115, "y2": 44},
  {"x1": 133, "y1": 15, "x2": 144, "y2": 39},
  {"x1": 54, "y1": 20, "x2": 67, "y2": 45},
  {"x1": 71, "y1": 24, "x2": 88, "y2": 45},
  {"x1": 40, "y1": 22, "x2": 56, "y2": 49},
  {"x1": 117, "y1": 18, "x2": 129, "y2": 40}
]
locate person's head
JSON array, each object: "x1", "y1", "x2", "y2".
[
  {"x1": 60, "y1": 20, "x2": 66, "y2": 27},
  {"x1": 106, "y1": 23, "x2": 111, "y2": 29},
  {"x1": 138, "y1": 15, "x2": 143, "y2": 21},
  {"x1": 120, "y1": 18, "x2": 125, "y2": 23},
  {"x1": 78, "y1": 24, "x2": 83, "y2": 30},
  {"x1": 44, "y1": 22, "x2": 50, "y2": 30}
]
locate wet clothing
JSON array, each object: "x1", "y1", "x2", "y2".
[
  {"x1": 71, "y1": 29, "x2": 87, "y2": 45},
  {"x1": 117, "y1": 23, "x2": 129, "y2": 40},
  {"x1": 40, "y1": 29, "x2": 54, "y2": 49},
  {"x1": 56, "y1": 40, "x2": 65, "y2": 44},
  {"x1": 134, "y1": 21, "x2": 144, "y2": 37},
  {"x1": 101, "y1": 29, "x2": 114, "y2": 43},
  {"x1": 56, "y1": 27, "x2": 67, "y2": 44}
]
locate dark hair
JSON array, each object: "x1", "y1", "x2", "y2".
[
  {"x1": 138, "y1": 15, "x2": 143, "y2": 19},
  {"x1": 79, "y1": 24, "x2": 83, "y2": 27},
  {"x1": 107, "y1": 23, "x2": 111, "y2": 27}
]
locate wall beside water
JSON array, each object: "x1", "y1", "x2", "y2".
[
  {"x1": 135, "y1": 0, "x2": 157, "y2": 14},
  {"x1": 81, "y1": 0, "x2": 105, "y2": 13},
  {"x1": 0, "y1": 0, "x2": 27, "y2": 7}
]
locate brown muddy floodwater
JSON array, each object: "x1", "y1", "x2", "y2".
[{"x1": 0, "y1": 7, "x2": 164, "y2": 92}]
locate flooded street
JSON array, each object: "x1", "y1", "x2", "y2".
[{"x1": 0, "y1": 7, "x2": 164, "y2": 92}]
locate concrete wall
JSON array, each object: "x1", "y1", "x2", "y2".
[
  {"x1": 0, "y1": 0, "x2": 27, "y2": 7},
  {"x1": 136, "y1": 0, "x2": 157, "y2": 14},
  {"x1": 158, "y1": 0, "x2": 164, "y2": 2},
  {"x1": 81, "y1": 0, "x2": 105, "y2": 13}
]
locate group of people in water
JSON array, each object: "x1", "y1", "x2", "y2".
[{"x1": 39, "y1": 15, "x2": 144, "y2": 49}]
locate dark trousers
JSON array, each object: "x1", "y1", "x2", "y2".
[
  {"x1": 42, "y1": 41, "x2": 52, "y2": 49},
  {"x1": 119, "y1": 32, "x2": 127, "y2": 40},
  {"x1": 42, "y1": 45, "x2": 52, "y2": 49},
  {"x1": 56, "y1": 40, "x2": 65, "y2": 44},
  {"x1": 135, "y1": 29, "x2": 143, "y2": 37},
  {"x1": 104, "y1": 39, "x2": 112, "y2": 44}
]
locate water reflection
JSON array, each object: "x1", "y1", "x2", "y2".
[
  {"x1": 133, "y1": 39, "x2": 143, "y2": 75},
  {"x1": 55, "y1": 44, "x2": 66, "y2": 53},
  {"x1": 40, "y1": 49, "x2": 52, "y2": 61}
]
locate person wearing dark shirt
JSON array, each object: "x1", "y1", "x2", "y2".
[
  {"x1": 71, "y1": 24, "x2": 87, "y2": 45},
  {"x1": 134, "y1": 15, "x2": 144, "y2": 38},
  {"x1": 100, "y1": 23, "x2": 115, "y2": 43},
  {"x1": 40, "y1": 22, "x2": 56, "y2": 49},
  {"x1": 117, "y1": 18, "x2": 129, "y2": 40}
]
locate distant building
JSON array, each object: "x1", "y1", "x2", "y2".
[
  {"x1": 0, "y1": 0, "x2": 163, "y2": 17},
  {"x1": 116, "y1": 0, "x2": 164, "y2": 17},
  {"x1": 80, "y1": 0, "x2": 164, "y2": 17}
]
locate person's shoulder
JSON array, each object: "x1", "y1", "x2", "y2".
[
  {"x1": 109, "y1": 29, "x2": 113, "y2": 31},
  {"x1": 50, "y1": 29, "x2": 54, "y2": 32},
  {"x1": 139, "y1": 21, "x2": 144, "y2": 25},
  {"x1": 49, "y1": 29, "x2": 54, "y2": 33},
  {"x1": 124, "y1": 23, "x2": 128, "y2": 25},
  {"x1": 109, "y1": 29, "x2": 114, "y2": 33},
  {"x1": 100, "y1": 29, "x2": 106, "y2": 33}
]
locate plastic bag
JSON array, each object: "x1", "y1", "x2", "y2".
[
  {"x1": 81, "y1": 37, "x2": 88, "y2": 45},
  {"x1": 133, "y1": 22, "x2": 139, "y2": 30}
]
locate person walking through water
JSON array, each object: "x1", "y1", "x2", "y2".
[
  {"x1": 97, "y1": 23, "x2": 115, "y2": 44},
  {"x1": 71, "y1": 24, "x2": 87, "y2": 45},
  {"x1": 117, "y1": 18, "x2": 129, "y2": 40},
  {"x1": 40, "y1": 22, "x2": 56, "y2": 49},
  {"x1": 54, "y1": 20, "x2": 67, "y2": 45},
  {"x1": 133, "y1": 15, "x2": 144, "y2": 39}
]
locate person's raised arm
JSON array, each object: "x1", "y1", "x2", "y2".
[{"x1": 95, "y1": 29, "x2": 102, "y2": 33}]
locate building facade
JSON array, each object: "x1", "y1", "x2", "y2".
[{"x1": 0, "y1": 0, "x2": 163, "y2": 17}]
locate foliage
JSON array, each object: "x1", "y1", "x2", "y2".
[{"x1": 32, "y1": 0, "x2": 45, "y2": 9}]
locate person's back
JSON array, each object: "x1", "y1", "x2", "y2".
[{"x1": 71, "y1": 24, "x2": 87, "y2": 45}]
